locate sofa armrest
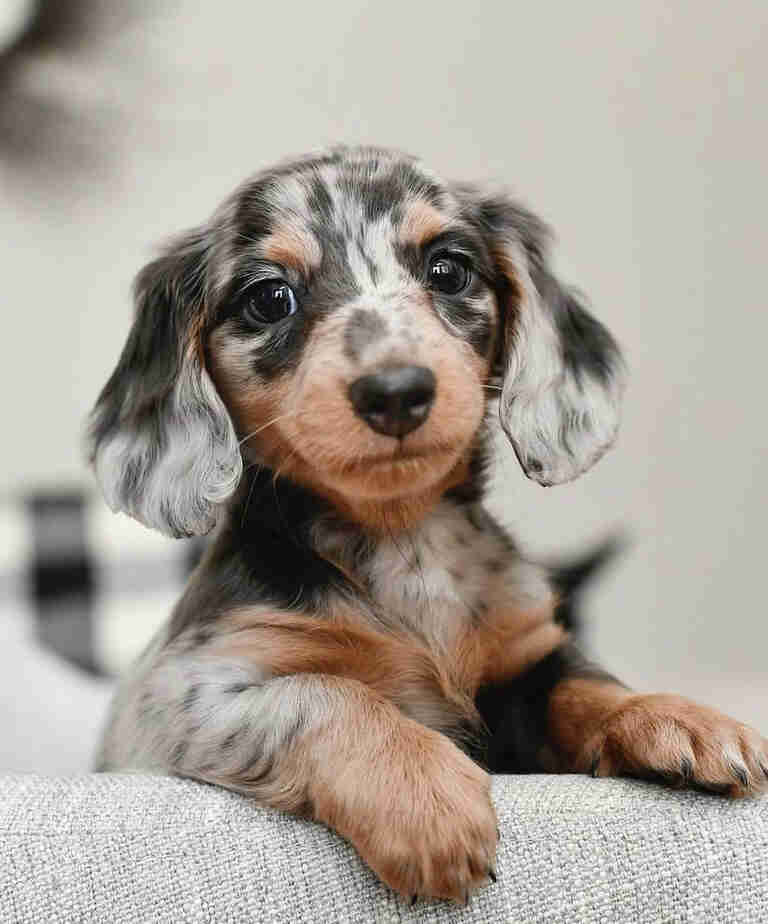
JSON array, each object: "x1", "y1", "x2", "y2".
[{"x1": 0, "y1": 773, "x2": 765, "y2": 922}]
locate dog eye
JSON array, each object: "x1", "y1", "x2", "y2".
[
  {"x1": 427, "y1": 253, "x2": 472, "y2": 295},
  {"x1": 243, "y1": 280, "x2": 298, "y2": 325}
]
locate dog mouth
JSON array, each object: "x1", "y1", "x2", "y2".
[
  {"x1": 334, "y1": 444, "x2": 458, "y2": 476},
  {"x1": 287, "y1": 441, "x2": 462, "y2": 492}
]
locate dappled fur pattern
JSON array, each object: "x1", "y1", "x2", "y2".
[{"x1": 88, "y1": 147, "x2": 767, "y2": 904}]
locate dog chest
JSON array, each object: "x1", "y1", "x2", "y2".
[{"x1": 359, "y1": 502, "x2": 549, "y2": 649}]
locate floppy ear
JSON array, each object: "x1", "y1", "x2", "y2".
[
  {"x1": 472, "y1": 193, "x2": 626, "y2": 486},
  {"x1": 85, "y1": 229, "x2": 242, "y2": 537}
]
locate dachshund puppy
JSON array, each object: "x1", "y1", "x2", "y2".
[{"x1": 87, "y1": 146, "x2": 767, "y2": 903}]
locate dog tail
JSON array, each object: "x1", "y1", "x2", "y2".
[{"x1": 550, "y1": 534, "x2": 626, "y2": 634}]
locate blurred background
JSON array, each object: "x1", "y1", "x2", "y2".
[{"x1": 0, "y1": 0, "x2": 765, "y2": 772}]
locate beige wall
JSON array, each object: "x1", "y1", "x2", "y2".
[{"x1": 1, "y1": 1, "x2": 766, "y2": 724}]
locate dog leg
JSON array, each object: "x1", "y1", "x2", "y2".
[
  {"x1": 476, "y1": 643, "x2": 768, "y2": 796},
  {"x1": 545, "y1": 645, "x2": 768, "y2": 796},
  {"x1": 132, "y1": 660, "x2": 498, "y2": 902}
]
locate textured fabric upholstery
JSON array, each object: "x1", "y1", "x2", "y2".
[{"x1": 0, "y1": 774, "x2": 765, "y2": 923}]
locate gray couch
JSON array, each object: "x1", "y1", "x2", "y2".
[{"x1": 1, "y1": 773, "x2": 766, "y2": 923}]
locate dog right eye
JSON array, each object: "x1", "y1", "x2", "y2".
[
  {"x1": 242, "y1": 280, "x2": 299, "y2": 325},
  {"x1": 427, "y1": 252, "x2": 472, "y2": 296}
]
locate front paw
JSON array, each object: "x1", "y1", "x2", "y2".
[
  {"x1": 587, "y1": 693, "x2": 768, "y2": 797},
  {"x1": 331, "y1": 730, "x2": 498, "y2": 903}
]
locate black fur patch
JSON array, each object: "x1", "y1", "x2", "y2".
[
  {"x1": 433, "y1": 296, "x2": 494, "y2": 356},
  {"x1": 445, "y1": 436, "x2": 493, "y2": 505},
  {"x1": 465, "y1": 189, "x2": 620, "y2": 389},
  {"x1": 473, "y1": 644, "x2": 621, "y2": 773},
  {"x1": 308, "y1": 223, "x2": 362, "y2": 308},
  {"x1": 335, "y1": 166, "x2": 404, "y2": 224},
  {"x1": 306, "y1": 175, "x2": 335, "y2": 222},
  {"x1": 169, "y1": 468, "x2": 349, "y2": 639},
  {"x1": 472, "y1": 645, "x2": 573, "y2": 772},
  {"x1": 552, "y1": 288, "x2": 620, "y2": 386},
  {"x1": 87, "y1": 227, "x2": 209, "y2": 452}
]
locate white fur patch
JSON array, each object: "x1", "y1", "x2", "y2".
[
  {"x1": 91, "y1": 362, "x2": 242, "y2": 538},
  {"x1": 360, "y1": 501, "x2": 552, "y2": 651},
  {"x1": 499, "y1": 240, "x2": 625, "y2": 485}
]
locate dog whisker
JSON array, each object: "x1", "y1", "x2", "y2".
[{"x1": 239, "y1": 413, "x2": 297, "y2": 447}]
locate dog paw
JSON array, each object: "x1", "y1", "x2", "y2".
[
  {"x1": 587, "y1": 693, "x2": 768, "y2": 797},
  {"x1": 341, "y1": 731, "x2": 499, "y2": 902}
]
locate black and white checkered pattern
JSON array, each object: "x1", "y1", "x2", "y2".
[{"x1": 0, "y1": 489, "x2": 205, "y2": 677}]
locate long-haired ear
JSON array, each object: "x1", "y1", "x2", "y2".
[
  {"x1": 470, "y1": 192, "x2": 626, "y2": 485},
  {"x1": 85, "y1": 229, "x2": 242, "y2": 537}
]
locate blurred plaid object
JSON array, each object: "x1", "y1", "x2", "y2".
[{"x1": 0, "y1": 489, "x2": 203, "y2": 678}]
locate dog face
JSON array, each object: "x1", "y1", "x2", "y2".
[{"x1": 86, "y1": 146, "x2": 625, "y2": 537}]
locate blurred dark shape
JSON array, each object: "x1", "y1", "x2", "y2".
[
  {"x1": 550, "y1": 534, "x2": 626, "y2": 635},
  {"x1": 27, "y1": 489, "x2": 99, "y2": 675},
  {"x1": 2, "y1": 0, "x2": 109, "y2": 55},
  {"x1": 14, "y1": 485, "x2": 194, "y2": 677},
  {"x1": 0, "y1": 0, "x2": 155, "y2": 171}
]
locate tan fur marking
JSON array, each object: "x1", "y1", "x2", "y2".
[
  {"x1": 189, "y1": 674, "x2": 497, "y2": 900},
  {"x1": 315, "y1": 453, "x2": 472, "y2": 532},
  {"x1": 399, "y1": 200, "x2": 452, "y2": 247},
  {"x1": 207, "y1": 327, "x2": 288, "y2": 440},
  {"x1": 208, "y1": 289, "x2": 491, "y2": 531},
  {"x1": 302, "y1": 683, "x2": 498, "y2": 901},
  {"x1": 215, "y1": 597, "x2": 565, "y2": 727},
  {"x1": 486, "y1": 242, "x2": 524, "y2": 351},
  {"x1": 187, "y1": 311, "x2": 210, "y2": 364},
  {"x1": 261, "y1": 225, "x2": 322, "y2": 275},
  {"x1": 457, "y1": 609, "x2": 567, "y2": 692},
  {"x1": 549, "y1": 681, "x2": 768, "y2": 796},
  {"x1": 548, "y1": 676, "x2": 630, "y2": 770},
  {"x1": 273, "y1": 295, "x2": 489, "y2": 517},
  {"x1": 212, "y1": 609, "x2": 477, "y2": 730}
]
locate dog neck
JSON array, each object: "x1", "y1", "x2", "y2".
[
  {"x1": 170, "y1": 451, "x2": 492, "y2": 642},
  {"x1": 229, "y1": 443, "x2": 488, "y2": 546},
  {"x1": 307, "y1": 458, "x2": 472, "y2": 534}
]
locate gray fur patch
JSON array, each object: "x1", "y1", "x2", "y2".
[
  {"x1": 343, "y1": 309, "x2": 388, "y2": 361},
  {"x1": 90, "y1": 362, "x2": 242, "y2": 538}
]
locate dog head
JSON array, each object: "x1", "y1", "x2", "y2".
[{"x1": 86, "y1": 146, "x2": 625, "y2": 537}]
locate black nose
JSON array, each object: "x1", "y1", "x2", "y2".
[{"x1": 348, "y1": 366, "x2": 436, "y2": 438}]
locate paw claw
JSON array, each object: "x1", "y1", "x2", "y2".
[
  {"x1": 488, "y1": 868, "x2": 497, "y2": 883},
  {"x1": 410, "y1": 895, "x2": 417, "y2": 907},
  {"x1": 729, "y1": 762, "x2": 750, "y2": 787},
  {"x1": 584, "y1": 694, "x2": 768, "y2": 798}
]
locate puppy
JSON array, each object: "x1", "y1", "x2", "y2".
[{"x1": 87, "y1": 146, "x2": 767, "y2": 903}]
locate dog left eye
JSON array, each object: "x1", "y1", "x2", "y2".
[
  {"x1": 243, "y1": 280, "x2": 298, "y2": 325},
  {"x1": 427, "y1": 253, "x2": 472, "y2": 295}
]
